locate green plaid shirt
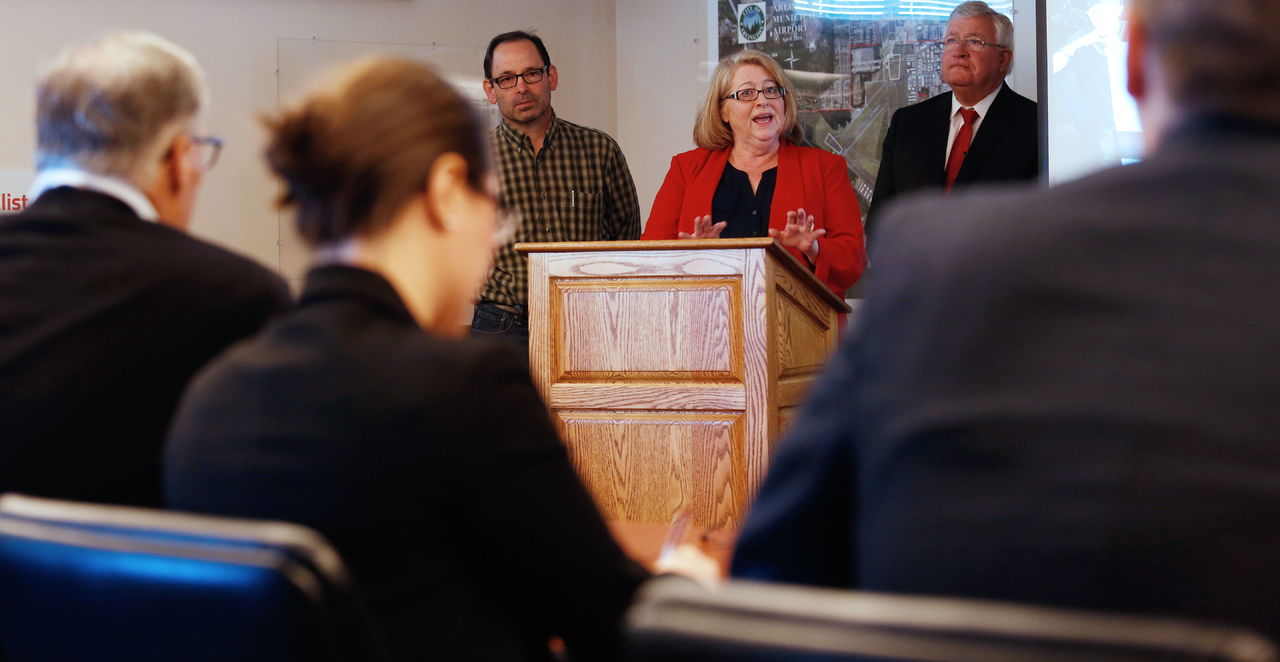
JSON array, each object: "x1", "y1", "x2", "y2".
[{"x1": 480, "y1": 115, "x2": 641, "y2": 306}]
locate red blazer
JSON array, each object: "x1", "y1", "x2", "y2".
[{"x1": 642, "y1": 142, "x2": 866, "y2": 294}]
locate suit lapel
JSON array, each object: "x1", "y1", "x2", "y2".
[
  {"x1": 923, "y1": 94, "x2": 953, "y2": 187},
  {"x1": 956, "y1": 84, "x2": 1011, "y2": 185}
]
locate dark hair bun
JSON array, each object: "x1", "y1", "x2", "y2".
[{"x1": 262, "y1": 57, "x2": 488, "y2": 245}]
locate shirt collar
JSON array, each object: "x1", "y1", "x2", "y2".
[
  {"x1": 496, "y1": 112, "x2": 560, "y2": 153},
  {"x1": 29, "y1": 168, "x2": 160, "y2": 222},
  {"x1": 951, "y1": 84, "x2": 1002, "y2": 120}
]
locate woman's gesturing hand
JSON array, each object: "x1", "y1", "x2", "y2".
[
  {"x1": 768, "y1": 207, "x2": 823, "y2": 261},
  {"x1": 678, "y1": 214, "x2": 727, "y2": 239}
]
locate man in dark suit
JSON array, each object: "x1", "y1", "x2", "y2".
[
  {"x1": 0, "y1": 32, "x2": 288, "y2": 506},
  {"x1": 733, "y1": 0, "x2": 1280, "y2": 641},
  {"x1": 866, "y1": 1, "x2": 1038, "y2": 239}
]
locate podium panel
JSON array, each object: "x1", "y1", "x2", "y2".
[
  {"x1": 521, "y1": 239, "x2": 848, "y2": 530},
  {"x1": 556, "y1": 411, "x2": 747, "y2": 528},
  {"x1": 553, "y1": 278, "x2": 742, "y2": 380}
]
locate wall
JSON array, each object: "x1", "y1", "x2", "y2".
[{"x1": 0, "y1": 0, "x2": 617, "y2": 285}]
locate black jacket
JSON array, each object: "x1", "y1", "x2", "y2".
[
  {"x1": 734, "y1": 117, "x2": 1280, "y2": 639},
  {"x1": 165, "y1": 265, "x2": 648, "y2": 661},
  {"x1": 0, "y1": 187, "x2": 288, "y2": 505},
  {"x1": 867, "y1": 84, "x2": 1039, "y2": 239}
]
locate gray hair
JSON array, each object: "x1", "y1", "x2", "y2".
[
  {"x1": 949, "y1": 1, "x2": 1014, "y2": 53},
  {"x1": 1130, "y1": 0, "x2": 1280, "y2": 123},
  {"x1": 35, "y1": 31, "x2": 207, "y2": 180}
]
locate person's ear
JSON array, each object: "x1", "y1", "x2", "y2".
[
  {"x1": 165, "y1": 133, "x2": 194, "y2": 194},
  {"x1": 483, "y1": 78, "x2": 498, "y2": 105},
  {"x1": 547, "y1": 64, "x2": 559, "y2": 92},
  {"x1": 423, "y1": 152, "x2": 469, "y2": 233}
]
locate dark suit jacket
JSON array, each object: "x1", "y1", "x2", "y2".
[
  {"x1": 0, "y1": 187, "x2": 288, "y2": 506},
  {"x1": 731, "y1": 117, "x2": 1280, "y2": 639},
  {"x1": 642, "y1": 142, "x2": 866, "y2": 294},
  {"x1": 866, "y1": 84, "x2": 1038, "y2": 238},
  {"x1": 165, "y1": 266, "x2": 649, "y2": 662}
]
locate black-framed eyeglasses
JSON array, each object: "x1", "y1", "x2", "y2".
[
  {"x1": 722, "y1": 86, "x2": 787, "y2": 102},
  {"x1": 490, "y1": 66, "x2": 549, "y2": 90},
  {"x1": 941, "y1": 36, "x2": 1008, "y2": 51},
  {"x1": 190, "y1": 135, "x2": 223, "y2": 170}
]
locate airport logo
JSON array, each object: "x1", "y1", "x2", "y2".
[{"x1": 738, "y1": 3, "x2": 767, "y2": 44}]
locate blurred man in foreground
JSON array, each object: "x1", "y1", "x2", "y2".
[{"x1": 733, "y1": 0, "x2": 1280, "y2": 640}]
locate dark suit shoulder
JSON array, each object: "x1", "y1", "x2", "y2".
[
  {"x1": 119, "y1": 223, "x2": 289, "y2": 311},
  {"x1": 891, "y1": 91, "x2": 954, "y2": 122},
  {"x1": 994, "y1": 84, "x2": 1038, "y2": 112}
]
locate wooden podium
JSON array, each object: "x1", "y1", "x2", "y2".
[{"x1": 518, "y1": 238, "x2": 850, "y2": 530}]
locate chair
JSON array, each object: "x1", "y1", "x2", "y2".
[
  {"x1": 625, "y1": 575, "x2": 1278, "y2": 662},
  {"x1": 0, "y1": 493, "x2": 384, "y2": 661}
]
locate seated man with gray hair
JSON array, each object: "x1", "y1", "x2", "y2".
[{"x1": 0, "y1": 31, "x2": 288, "y2": 506}]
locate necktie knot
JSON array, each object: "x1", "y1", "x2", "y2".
[{"x1": 960, "y1": 107, "x2": 979, "y2": 126}]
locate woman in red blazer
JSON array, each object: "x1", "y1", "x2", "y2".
[{"x1": 642, "y1": 50, "x2": 866, "y2": 295}]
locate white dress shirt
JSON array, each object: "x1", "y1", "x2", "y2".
[
  {"x1": 944, "y1": 85, "x2": 1003, "y2": 162},
  {"x1": 28, "y1": 167, "x2": 159, "y2": 222}
]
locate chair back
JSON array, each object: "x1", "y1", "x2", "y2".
[
  {"x1": 626, "y1": 576, "x2": 1278, "y2": 662},
  {"x1": 0, "y1": 493, "x2": 384, "y2": 662}
]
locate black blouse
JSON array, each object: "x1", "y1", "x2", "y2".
[{"x1": 712, "y1": 162, "x2": 778, "y2": 238}]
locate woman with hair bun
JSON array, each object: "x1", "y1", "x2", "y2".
[{"x1": 164, "y1": 57, "x2": 648, "y2": 662}]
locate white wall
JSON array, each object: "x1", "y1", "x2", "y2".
[
  {"x1": 0, "y1": 0, "x2": 618, "y2": 285},
  {"x1": 615, "y1": 0, "x2": 715, "y2": 229},
  {"x1": 1011, "y1": 0, "x2": 1038, "y2": 100}
]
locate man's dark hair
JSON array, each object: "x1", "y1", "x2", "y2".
[{"x1": 483, "y1": 30, "x2": 551, "y2": 80}]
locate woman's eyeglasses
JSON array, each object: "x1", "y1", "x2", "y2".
[{"x1": 722, "y1": 86, "x2": 787, "y2": 102}]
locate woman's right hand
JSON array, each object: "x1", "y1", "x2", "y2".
[{"x1": 677, "y1": 214, "x2": 727, "y2": 239}]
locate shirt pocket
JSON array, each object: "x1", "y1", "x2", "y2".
[{"x1": 554, "y1": 184, "x2": 605, "y2": 240}]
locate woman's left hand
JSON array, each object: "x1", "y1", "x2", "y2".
[{"x1": 768, "y1": 207, "x2": 824, "y2": 262}]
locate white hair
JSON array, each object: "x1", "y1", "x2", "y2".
[
  {"x1": 35, "y1": 31, "x2": 207, "y2": 181},
  {"x1": 949, "y1": 1, "x2": 1014, "y2": 54}
]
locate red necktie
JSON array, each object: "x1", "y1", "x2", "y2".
[{"x1": 945, "y1": 107, "x2": 979, "y2": 192}]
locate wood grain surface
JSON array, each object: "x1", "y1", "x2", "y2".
[
  {"x1": 523, "y1": 243, "x2": 845, "y2": 529},
  {"x1": 557, "y1": 410, "x2": 747, "y2": 530},
  {"x1": 553, "y1": 278, "x2": 741, "y2": 379}
]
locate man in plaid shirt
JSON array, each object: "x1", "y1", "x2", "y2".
[{"x1": 473, "y1": 31, "x2": 641, "y2": 353}]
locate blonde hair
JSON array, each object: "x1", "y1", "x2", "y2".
[{"x1": 693, "y1": 50, "x2": 802, "y2": 150}]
